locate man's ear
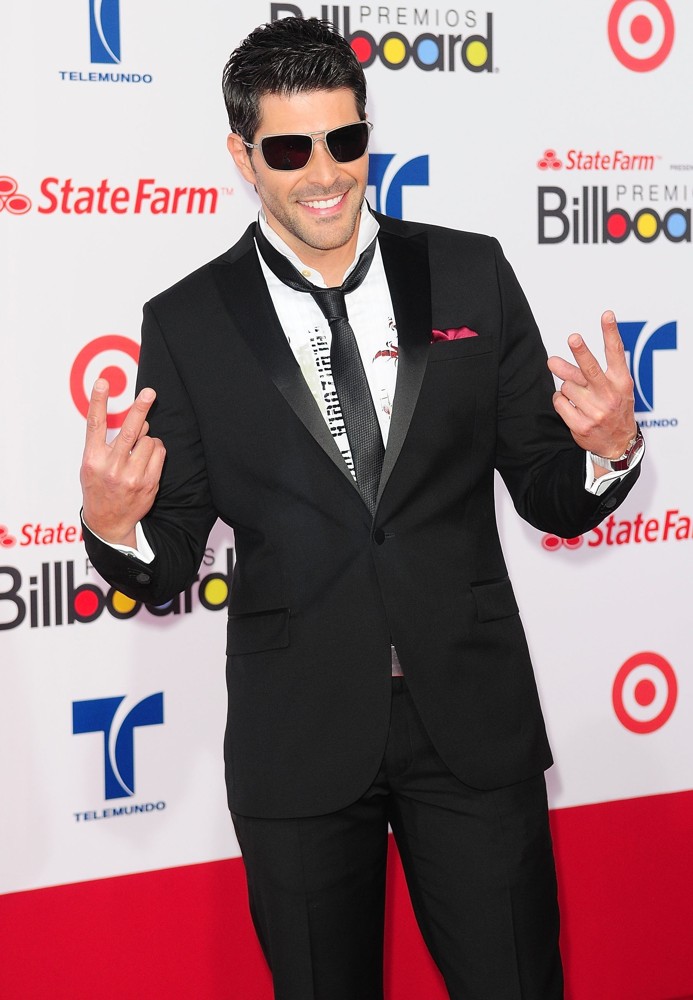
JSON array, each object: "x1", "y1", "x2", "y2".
[{"x1": 227, "y1": 133, "x2": 256, "y2": 186}]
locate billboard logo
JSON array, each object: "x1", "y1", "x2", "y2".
[
  {"x1": 368, "y1": 154, "x2": 429, "y2": 219},
  {"x1": 90, "y1": 0, "x2": 121, "y2": 64},
  {"x1": 271, "y1": 5, "x2": 494, "y2": 72},
  {"x1": 73, "y1": 693, "x2": 164, "y2": 799},
  {"x1": 608, "y1": 0, "x2": 674, "y2": 72},
  {"x1": 0, "y1": 177, "x2": 31, "y2": 215},
  {"x1": 70, "y1": 335, "x2": 140, "y2": 430},
  {"x1": 618, "y1": 320, "x2": 676, "y2": 412},
  {"x1": 613, "y1": 652, "x2": 677, "y2": 733},
  {"x1": 0, "y1": 548, "x2": 232, "y2": 630},
  {"x1": 538, "y1": 186, "x2": 690, "y2": 244}
]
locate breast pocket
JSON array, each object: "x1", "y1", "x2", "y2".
[{"x1": 428, "y1": 338, "x2": 494, "y2": 362}]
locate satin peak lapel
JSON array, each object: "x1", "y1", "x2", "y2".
[
  {"x1": 210, "y1": 241, "x2": 359, "y2": 497},
  {"x1": 376, "y1": 228, "x2": 431, "y2": 507}
]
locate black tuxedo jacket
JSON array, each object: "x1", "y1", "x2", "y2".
[{"x1": 85, "y1": 212, "x2": 639, "y2": 818}]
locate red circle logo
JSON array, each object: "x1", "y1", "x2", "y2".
[
  {"x1": 608, "y1": 0, "x2": 674, "y2": 72},
  {"x1": 70, "y1": 336, "x2": 140, "y2": 429},
  {"x1": 613, "y1": 651, "x2": 677, "y2": 733},
  {"x1": 0, "y1": 525, "x2": 17, "y2": 548},
  {"x1": 541, "y1": 534, "x2": 584, "y2": 551},
  {"x1": 0, "y1": 176, "x2": 32, "y2": 214}
]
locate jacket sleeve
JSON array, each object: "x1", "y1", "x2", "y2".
[
  {"x1": 83, "y1": 301, "x2": 217, "y2": 605},
  {"x1": 492, "y1": 238, "x2": 640, "y2": 536}
]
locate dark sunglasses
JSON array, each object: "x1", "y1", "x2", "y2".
[{"x1": 242, "y1": 120, "x2": 373, "y2": 171}]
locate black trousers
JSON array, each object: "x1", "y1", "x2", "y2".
[{"x1": 232, "y1": 678, "x2": 563, "y2": 1000}]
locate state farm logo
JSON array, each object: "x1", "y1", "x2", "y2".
[
  {"x1": 0, "y1": 526, "x2": 17, "y2": 549},
  {"x1": 608, "y1": 0, "x2": 675, "y2": 72},
  {"x1": 613, "y1": 652, "x2": 677, "y2": 733},
  {"x1": 70, "y1": 336, "x2": 140, "y2": 430},
  {"x1": 541, "y1": 534, "x2": 583, "y2": 551},
  {"x1": 0, "y1": 176, "x2": 230, "y2": 216},
  {"x1": 1, "y1": 522, "x2": 83, "y2": 548},
  {"x1": 537, "y1": 148, "x2": 657, "y2": 171},
  {"x1": 0, "y1": 177, "x2": 31, "y2": 214},
  {"x1": 542, "y1": 508, "x2": 692, "y2": 550},
  {"x1": 537, "y1": 150, "x2": 563, "y2": 171}
]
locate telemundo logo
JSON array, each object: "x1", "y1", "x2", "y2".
[
  {"x1": 73, "y1": 693, "x2": 167, "y2": 822},
  {"x1": 90, "y1": 0, "x2": 121, "y2": 64},
  {"x1": 368, "y1": 154, "x2": 429, "y2": 219},
  {"x1": 59, "y1": 0, "x2": 154, "y2": 84},
  {"x1": 618, "y1": 320, "x2": 677, "y2": 419},
  {"x1": 73, "y1": 694, "x2": 164, "y2": 799}
]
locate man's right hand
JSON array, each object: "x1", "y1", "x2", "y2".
[{"x1": 80, "y1": 379, "x2": 166, "y2": 548}]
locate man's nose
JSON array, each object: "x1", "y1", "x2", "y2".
[{"x1": 305, "y1": 137, "x2": 340, "y2": 184}]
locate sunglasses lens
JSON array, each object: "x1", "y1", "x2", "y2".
[
  {"x1": 258, "y1": 122, "x2": 370, "y2": 170},
  {"x1": 261, "y1": 134, "x2": 313, "y2": 170},
  {"x1": 326, "y1": 122, "x2": 370, "y2": 163}
]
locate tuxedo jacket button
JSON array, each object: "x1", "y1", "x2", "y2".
[
  {"x1": 373, "y1": 529, "x2": 385, "y2": 545},
  {"x1": 135, "y1": 572, "x2": 151, "y2": 585}
]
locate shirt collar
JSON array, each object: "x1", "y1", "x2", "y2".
[{"x1": 257, "y1": 203, "x2": 380, "y2": 287}]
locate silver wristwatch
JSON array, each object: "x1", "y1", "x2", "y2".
[{"x1": 591, "y1": 427, "x2": 644, "y2": 472}]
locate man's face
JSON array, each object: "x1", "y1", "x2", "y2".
[{"x1": 228, "y1": 88, "x2": 369, "y2": 261}]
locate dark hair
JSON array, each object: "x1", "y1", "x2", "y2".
[{"x1": 222, "y1": 17, "x2": 367, "y2": 141}]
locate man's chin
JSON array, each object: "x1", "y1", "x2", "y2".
[{"x1": 295, "y1": 215, "x2": 360, "y2": 252}]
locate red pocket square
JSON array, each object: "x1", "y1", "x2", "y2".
[{"x1": 431, "y1": 326, "x2": 478, "y2": 342}]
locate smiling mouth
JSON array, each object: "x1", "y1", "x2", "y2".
[{"x1": 298, "y1": 193, "x2": 347, "y2": 210}]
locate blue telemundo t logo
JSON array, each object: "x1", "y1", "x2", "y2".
[
  {"x1": 367, "y1": 154, "x2": 429, "y2": 219},
  {"x1": 73, "y1": 693, "x2": 164, "y2": 799},
  {"x1": 89, "y1": 0, "x2": 121, "y2": 64},
  {"x1": 618, "y1": 321, "x2": 677, "y2": 413}
]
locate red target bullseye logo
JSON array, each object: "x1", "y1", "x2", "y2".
[
  {"x1": 613, "y1": 651, "x2": 677, "y2": 733},
  {"x1": 608, "y1": 0, "x2": 675, "y2": 72},
  {"x1": 70, "y1": 335, "x2": 140, "y2": 429}
]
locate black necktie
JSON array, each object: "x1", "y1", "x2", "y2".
[{"x1": 254, "y1": 223, "x2": 384, "y2": 514}]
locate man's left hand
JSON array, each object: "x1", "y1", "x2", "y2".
[{"x1": 547, "y1": 311, "x2": 637, "y2": 470}]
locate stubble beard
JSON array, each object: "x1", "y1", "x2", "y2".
[{"x1": 260, "y1": 180, "x2": 363, "y2": 253}]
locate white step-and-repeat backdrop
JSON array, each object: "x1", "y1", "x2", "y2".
[{"x1": 1, "y1": 1, "x2": 691, "y2": 996}]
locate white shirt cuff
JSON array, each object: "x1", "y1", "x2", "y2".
[
  {"x1": 584, "y1": 444, "x2": 644, "y2": 496},
  {"x1": 87, "y1": 520, "x2": 156, "y2": 564}
]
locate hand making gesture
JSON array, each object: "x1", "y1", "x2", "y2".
[
  {"x1": 80, "y1": 379, "x2": 166, "y2": 547},
  {"x1": 547, "y1": 311, "x2": 638, "y2": 472}
]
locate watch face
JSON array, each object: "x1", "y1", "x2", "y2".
[{"x1": 613, "y1": 431, "x2": 644, "y2": 471}]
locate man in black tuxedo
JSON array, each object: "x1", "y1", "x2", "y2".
[{"x1": 80, "y1": 17, "x2": 643, "y2": 1000}]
